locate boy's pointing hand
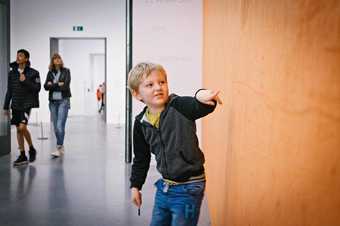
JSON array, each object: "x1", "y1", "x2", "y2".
[{"x1": 196, "y1": 89, "x2": 223, "y2": 106}]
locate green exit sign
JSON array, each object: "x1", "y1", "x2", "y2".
[{"x1": 73, "y1": 26, "x2": 84, "y2": 31}]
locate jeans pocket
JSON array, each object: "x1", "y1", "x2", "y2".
[
  {"x1": 154, "y1": 179, "x2": 163, "y2": 190},
  {"x1": 184, "y1": 182, "x2": 205, "y2": 196}
]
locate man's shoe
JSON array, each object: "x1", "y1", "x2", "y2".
[
  {"x1": 29, "y1": 147, "x2": 37, "y2": 162},
  {"x1": 13, "y1": 154, "x2": 29, "y2": 166}
]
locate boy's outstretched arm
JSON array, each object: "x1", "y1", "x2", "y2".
[
  {"x1": 130, "y1": 120, "x2": 151, "y2": 207},
  {"x1": 171, "y1": 89, "x2": 222, "y2": 121}
]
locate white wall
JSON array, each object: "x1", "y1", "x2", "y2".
[
  {"x1": 132, "y1": 0, "x2": 203, "y2": 136},
  {"x1": 58, "y1": 39, "x2": 105, "y2": 117},
  {"x1": 11, "y1": 0, "x2": 126, "y2": 124}
]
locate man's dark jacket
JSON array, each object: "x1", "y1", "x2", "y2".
[{"x1": 3, "y1": 61, "x2": 41, "y2": 110}]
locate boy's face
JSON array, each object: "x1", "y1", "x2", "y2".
[
  {"x1": 133, "y1": 70, "x2": 169, "y2": 111},
  {"x1": 16, "y1": 52, "x2": 28, "y2": 65}
]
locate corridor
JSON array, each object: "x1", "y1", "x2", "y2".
[{"x1": 0, "y1": 116, "x2": 210, "y2": 226}]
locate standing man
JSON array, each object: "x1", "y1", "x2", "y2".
[{"x1": 3, "y1": 49, "x2": 41, "y2": 166}]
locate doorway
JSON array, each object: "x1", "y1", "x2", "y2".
[{"x1": 50, "y1": 37, "x2": 107, "y2": 122}]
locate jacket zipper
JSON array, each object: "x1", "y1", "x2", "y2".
[
  {"x1": 158, "y1": 128, "x2": 169, "y2": 178},
  {"x1": 158, "y1": 110, "x2": 170, "y2": 178},
  {"x1": 142, "y1": 111, "x2": 170, "y2": 178},
  {"x1": 141, "y1": 105, "x2": 172, "y2": 178}
]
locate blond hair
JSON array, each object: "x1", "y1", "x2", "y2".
[{"x1": 128, "y1": 62, "x2": 167, "y2": 92}]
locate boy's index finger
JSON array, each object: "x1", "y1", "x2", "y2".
[
  {"x1": 210, "y1": 90, "x2": 222, "y2": 105},
  {"x1": 215, "y1": 95, "x2": 223, "y2": 105}
]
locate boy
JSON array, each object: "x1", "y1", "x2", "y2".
[
  {"x1": 128, "y1": 62, "x2": 221, "y2": 226},
  {"x1": 3, "y1": 49, "x2": 41, "y2": 166}
]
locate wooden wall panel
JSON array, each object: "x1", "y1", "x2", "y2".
[{"x1": 203, "y1": 1, "x2": 340, "y2": 226}]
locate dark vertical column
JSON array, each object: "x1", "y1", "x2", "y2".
[
  {"x1": 125, "y1": 0, "x2": 133, "y2": 163},
  {"x1": 50, "y1": 37, "x2": 59, "y2": 57},
  {"x1": 0, "y1": 0, "x2": 10, "y2": 157}
]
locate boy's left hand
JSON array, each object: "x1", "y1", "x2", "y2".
[{"x1": 196, "y1": 89, "x2": 223, "y2": 105}]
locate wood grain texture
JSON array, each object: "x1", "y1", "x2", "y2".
[{"x1": 203, "y1": 1, "x2": 340, "y2": 226}]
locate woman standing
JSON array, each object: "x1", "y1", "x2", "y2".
[{"x1": 44, "y1": 54, "x2": 71, "y2": 157}]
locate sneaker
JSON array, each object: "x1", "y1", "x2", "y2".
[
  {"x1": 13, "y1": 154, "x2": 29, "y2": 166},
  {"x1": 51, "y1": 149, "x2": 61, "y2": 158},
  {"x1": 29, "y1": 146, "x2": 37, "y2": 162},
  {"x1": 59, "y1": 146, "x2": 65, "y2": 155}
]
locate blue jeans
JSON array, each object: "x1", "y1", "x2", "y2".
[
  {"x1": 150, "y1": 179, "x2": 205, "y2": 226},
  {"x1": 49, "y1": 99, "x2": 70, "y2": 146}
]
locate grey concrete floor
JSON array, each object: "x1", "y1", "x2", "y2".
[{"x1": 0, "y1": 116, "x2": 211, "y2": 226}]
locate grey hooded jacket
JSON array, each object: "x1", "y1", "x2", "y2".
[{"x1": 130, "y1": 92, "x2": 216, "y2": 190}]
